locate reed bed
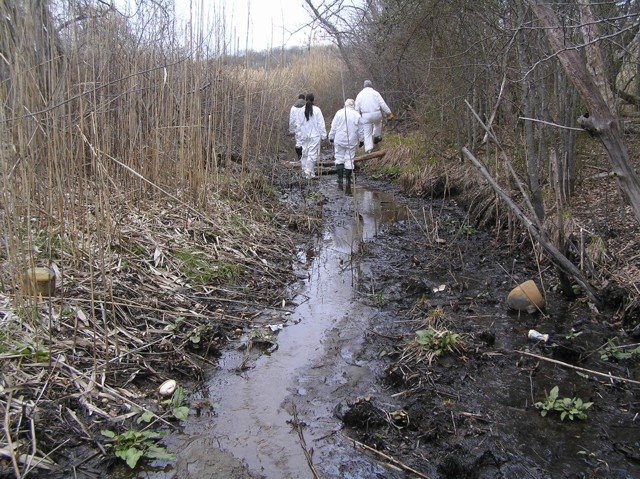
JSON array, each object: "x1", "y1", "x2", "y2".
[{"x1": 0, "y1": 2, "x2": 340, "y2": 476}]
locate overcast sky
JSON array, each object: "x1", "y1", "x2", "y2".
[{"x1": 175, "y1": 0, "x2": 313, "y2": 51}]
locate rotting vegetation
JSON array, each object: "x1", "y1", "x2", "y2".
[
  {"x1": 0, "y1": 2, "x2": 333, "y2": 476},
  {"x1": 2, "y1": 0, "x2": 640, "y2": 478}
]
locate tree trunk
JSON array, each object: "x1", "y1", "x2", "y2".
[
  {"x1": 517, "y1": 7, "x2": 545, "y2": 223},
  {"x1": 577, "y1": 0, "x2": 617, "y2": 112},
  {"x1": 528, "y1": 0, "x2": 640, "y2": 225}
]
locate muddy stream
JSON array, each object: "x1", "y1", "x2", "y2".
[
  {"x1": 130, "y1": 179, "x2": 412, "y2": 478},
  {"x1": 110, "y1": 173, "x2": 640, "y2": 479}
]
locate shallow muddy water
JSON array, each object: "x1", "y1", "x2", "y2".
[
  {"x1": 130, "y1": 178, "x2": 413, "y2": 478},
  {"x1": 108, "y1": 172, "x2": 639, "y2": 479}
]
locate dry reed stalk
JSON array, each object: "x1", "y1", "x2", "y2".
[{"x1": 0, "y1": 2, "x2": 343, "y2": 472}]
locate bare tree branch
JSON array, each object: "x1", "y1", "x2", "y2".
[{"x1": 528, "y1": 0, "x2": 640, "y2": 225}]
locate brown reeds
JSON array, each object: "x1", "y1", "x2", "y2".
[{"x1": 0, "y1": 2, "x2": 343, "y2": 475}]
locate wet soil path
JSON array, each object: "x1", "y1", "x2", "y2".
[
  {"x1": 146, "y1": 177, "x2": 412, "y2": 478},
  {"x1": 121, "y1": 172, "x2": 639, "y2": 479}
]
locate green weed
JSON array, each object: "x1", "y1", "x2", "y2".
[
  {"x1": 535, "y1": 386, "x2": 593, "y2": 421},
  {"x1": 101, "y1": 428, "x2": 174, "y2": 469},
  {"x1": 414, "y1": 327, "x2": 459, "y2": 357},
  {"x1": 160, "y1": 386, "x2": 190, "y2": 421},
  {"x1": 599, "y1": 338, "x2": 640, "y2": 361},
  {"x1": 459, "y1": 224, "x2": 475, "y2": 235},
  {"x1": 174, "y1": 249, "x2": 242, "y2": 284}
]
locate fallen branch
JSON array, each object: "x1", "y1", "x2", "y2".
[
  {"x1": 290, "y1": 403, "x2": 320, "y2": 479},
  {"x1": 344, "y1": 434, "x2": 432, "y2": 478},
  {"x1": 516, "y1": 350, "x2": 640, "y2": 385},
  {"x1": 462, "y1": 146, "x2": 600, "y2": 305},
  {"x1": 280, "y1": 149, "x2": 387, "y2": 168}
]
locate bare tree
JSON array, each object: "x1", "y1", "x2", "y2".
[
  {"x1": 529, "y1": 0, "x2": 640, "y2": 225},
  {"x1": 302, "y1": 0, "x2": 358, "y2": 77}
]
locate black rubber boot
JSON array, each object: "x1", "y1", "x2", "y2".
[
  {"x1": 345, "y1": 168, "x2": 353, "y2": 187},
  {"x1": 373, "y1": 136, "x2": 382, "y2": 144},
  {"x1": 295, "y1": 146, "x2": 302, "y2": 160},
  {"x1": 336, "y1": 164, "x2": 344, "y2": 185}
]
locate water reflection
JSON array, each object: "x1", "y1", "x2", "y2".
[{"x1": 328, "y1": 186, "x2": 408, "y2": 255}]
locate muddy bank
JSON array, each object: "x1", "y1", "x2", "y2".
[
  {"x1": 136, "y1": 168, "x2": 639, "y2": 479},
  {"x1": 338, "y1": 173, "x2": 640, "y2": 479}
]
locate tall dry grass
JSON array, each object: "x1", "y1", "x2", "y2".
[
  {"x1": 0, "y1": 2, "x2": 351, "y2": 473},
  {"x1": 0, "y1": 1, "x2": 347, "y2": 296}
]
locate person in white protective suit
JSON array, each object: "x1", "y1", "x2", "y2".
[
  {"x1": 354, "y1": 80, "x2": 394, "y2": 153},
  {"x1": 295, "y1": 93, "x2": 327, "y2": 179},
  {"x1": 328, "y1": 99, "x2": 364, "y2": 188},
  {"x1": 289, "y1": 93, "x2": 306, "y2": 160}
]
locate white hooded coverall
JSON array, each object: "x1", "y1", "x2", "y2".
[
  {"x1": 355, "y1": 86, "x2": 391, "y2": 153},
  {"x1": 289, "y1": 98, "x2": 305, "y2": 148},
  {"x1": 295, "y1": 105, "x2": 327, "y2": 178},
  {"x1": 328, "y1": 101, "x2": 363, "y2": 170}
]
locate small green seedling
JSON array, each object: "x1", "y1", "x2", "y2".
[
  {"x1": 599, "y1": 338, "x2": 640, "y2": 361},
  {"x1": 459, "y1": 225, "x2": 475, "y2": 235},
  {"x1": 101, "y1": 428, "x2": 174, "y2": 468},
  {"x1": 565, "y1": 330, "x2": 583, "y2": 340},
  {"x1": 535, "y1": 385, "x2": 593, "y2": 421}
]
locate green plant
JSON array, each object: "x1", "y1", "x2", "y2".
[
  {"x1": 565, "y1": 329, "x2": 583, "y2": 340},
  {"x1": 10, "y1": 342, "x2": 49, "y2": 360},
  {"x1": 414, "y1": 327, "x2": 459, "y2": 357},
  {"x1": 164, "y1": 316, "x2": 185, "y2": 332},
  {"x1": 174, "y1": 250, "x2": 243, "y2": 284},
  {"x1": 384, "y1": 165, "x2": 401, "y2": 176},
  {"x1": 599, "y1": 338, "x2": 640, "y2": 361},
  {"x1": 261, "y1": 184, "x2": 280, "y2": 197},
  {"x1": 174, "y1": 249, "x2": 217, "y2": 284},
  {"x1": 160, "y1": 386, "x2": 190, "y2": 420},
  {"x1": 308, "y1": 191, "x2": 321, "y2": 200},
  {"x1": 101, "y1": 428, "x2": 174, "y2": 468},
  {"x1": 459, "y1": 224, "x2": 475, "y2": 235},
  {"x1": 388, "y1": 409, "x2": 409, "y2": 427},
  {"x1": 534, "y1": 386, "x2": 593, "y2": 421},
  {"x1": 369, "y1": 287, "x2": 385, "y2": 305},
  {"x1": 215, "y1": 262, "x2": 244, "y2": 280}
]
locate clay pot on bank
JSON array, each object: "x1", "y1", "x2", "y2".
[{"x1": 507, "y1": 280, "x2": 545, "y2": 313}]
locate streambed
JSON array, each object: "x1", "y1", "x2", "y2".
[
  {"x1": 113, "y1": 171, "x2": 639, "y2": 479},
  {"x1": 128, "y1": 179, "x2": 414, "y2": 478}
]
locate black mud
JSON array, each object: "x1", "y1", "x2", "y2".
[
  {"x1": 106, "y1": 168, "x2": 639, "y2": 479},
  {"x1": 335, "y1": 173, "x2": 640, "y2": 479}
]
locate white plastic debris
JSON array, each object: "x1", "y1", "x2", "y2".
[{"x1": 528, "y1": 330, "x2": 549, "y2": 343}]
